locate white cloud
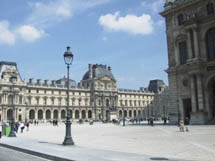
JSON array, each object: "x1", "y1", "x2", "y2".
[
  {"x1": 99, "y1": 12, "x2": 153, "y2": 35},
  {"x1": 141, "y1": 0, "x2": 164, "y2": 13},
  {"x1": 0, "y1": 21, "x2": 15, "y2": 45},
  {"x1": 16, "y1": 25, "x2": 44, "y2": 42},
  {"x1": 28, "y1": 0, "x2": 110, "y2": 28}
]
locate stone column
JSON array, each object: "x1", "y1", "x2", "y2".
[
  {"x1": 196, "y1": 74, "x2": 204, "y2": 111},
  {"x1": 35, "y1": 109, "x2": 38, "y2": 120},
  {"x1": 190, "y1": 75, "x2": 197, "y2": 112},
  {"x1": 51, "y1": 110, "x2": 54, "y2": 120},
  {"x1": 187, "y1": 30, "x2": 193, "y2": 59},
  {"x1": 193, "y1": 28, "x2": 200, "y2": 58}
]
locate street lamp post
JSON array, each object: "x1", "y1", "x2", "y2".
[
  {"x1": 8, "y1": 74, "x2": 17, "y2": 137},
  {"x1": 122, "y1": 104, "x2": 125, "y2": 126},
  {"x1": 63, "y1": 46, "x2": 74, "y2": 145}
]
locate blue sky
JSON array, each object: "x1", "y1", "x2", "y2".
[{"x1": 0, "y1": 0, "x2": 167, "y2": 89}]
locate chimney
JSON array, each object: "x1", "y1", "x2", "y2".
[
  {"x1": 44, "y1": 80, "x2": 49, "y2": 85},
  {"x1": 89, "y1": 64, "x2": 93, "y2": 79},
  {"x1": 29, "y1": 78, "x2": 34, "y2": 84},
  {"x1": 52, "y1": 80, "x2": 56, "y2": 86},
  {"x1": 108, "y1": 66, "x2": 112, "y2": 72},
  {"x1": 37, "y1": 79, "x2": 41, "y2": 85}
]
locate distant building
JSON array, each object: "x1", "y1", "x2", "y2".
[
  {"x1": 147, "y1": 80, "x2": 169, "y2": 119},
  {"x1": 0, "y1": 61, "x2": 162, "y2": 122},
  {"x1": 161, "y1": 0, "x2": 215, "y2": 124}
]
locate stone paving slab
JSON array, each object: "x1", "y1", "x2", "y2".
[{"x1": 0, "y1": 137, "x2": 191, "y2": 161}]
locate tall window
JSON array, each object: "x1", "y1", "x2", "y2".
[
  {"x1": 179, "y1": 41, "x2": 188, "y2": 65},
  {"x1": 8, "y1": 95, "x2": 13, "y2": 105},
  {"x1": 177, "y1": 14, "x2": 184, "y2": 26},
  {"x1": 206, "y1": 28, "x2": 215, "y2": 61},
  {"x1": 189, "y1": 29, "x2": 195, "y2": 58},
  {"x1": 207, "y1": 3, "x2": 214, "y2": 15}
]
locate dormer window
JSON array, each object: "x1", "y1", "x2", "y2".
[
  {"x1": 207, "y1": 3, "x2": 214, "y2": 15},
  {"x1": 177, "y1": 14, "x2": 184, "y2": 26}
]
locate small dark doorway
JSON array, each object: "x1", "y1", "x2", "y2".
[
  {"x1": 212, "y1": 80, "x2": 215, "y2": 117},
  {"x1": 18, "y1": 115, "x2": 22, "y2": 121},
  {"x1": 183, "y1": 98, "x2": 192, "y2": 120}
]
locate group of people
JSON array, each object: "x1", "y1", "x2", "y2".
[
  {"x1": 14, "y1": 121, "x2": 30, "y2": 133},
  {"x1": 51, "y1": 120, "x2": 58, "y2": 126}
]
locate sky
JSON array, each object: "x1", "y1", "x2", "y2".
[{"x1": 0, "y1": 0, "x2": 168, "y2": 90}]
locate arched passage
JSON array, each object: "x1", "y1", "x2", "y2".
[
  {"x1": 75, "y1": 110, "x2": 79, "y2": 119},
  {"x1": 61, "y1": 110, "x2": 66, "y2": 119},
  {"x1": 38, "y1": 110, "x2": 43, "y2": 120},
  {"x1": 46, "y1": 110, "x2": 51, "y2": 120},
  {"x1": 88, "y1": 110, "x2": 92, "y2": 119},
  {"x1": 29, "y1": 110, "x2": 35, "y2": 120},
  {"x1": 129, "y1": 110, "x2": 132, "y2": 117},
  {"x1": 208, "y1": 77, "x2": 215, "y2": 118},
  {"x1": 206, "y1": 28, "x2": 215, "y2": 61},
  {"x1": 54, "y1": 110, "x2": 58, "y2": 119},
  {"x1": 82, "y1": 110, "x2": 86, "y2": 119},
  {"x1": 7, "y1": 109, "x2": 13, "y2": 120},
  {"x1": 119, "y1": 110, "x2": 122, "y2": 118},
  {"x1": 124, "y1": 110, "x2": 127, "y2": 117}
]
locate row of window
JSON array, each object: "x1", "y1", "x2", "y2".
[
  {"x1": 119, "y1": 94, "x2": 153, "y2": 99},
  {"x1": 119, "y1": 100, "x2": 151, "y2": 107},
  {"x1": 177, "y1": 3, "x2": 214, "y2": 26}
]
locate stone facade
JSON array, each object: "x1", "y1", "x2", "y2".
[
  {"x1": 0, "y1": 61, "x2": 160, "y2": 122},
  {"x1": 161, "y1": 0, "x2": 215, "y2": 124}
]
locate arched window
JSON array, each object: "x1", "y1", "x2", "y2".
[
  {"x1": 177, "y1": 14, "x2": 184, "y2": 26},
  {"x1": 207, "y1": 3, "x2": 214, "y2": 15},
  {"x1": 206, "y1": 28, "x2": 215, "y2": 61},
  {"x1": 8, "y1": 95, "x2": 13, "y2": 105},
  {"x1": 179, "y1": 41, "x2": 188, "y2": 65}
]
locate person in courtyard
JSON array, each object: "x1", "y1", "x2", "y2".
[
  {"x1": 26, "y1": 121, "x2": 30, "y2": 131},
  {"x1": 20, "y1": 122, "x2": 25, "y2": 133},
  {"x1": 179, "y1": 119, "x2": 184, "y2": 132},
  {"x1": 184, "y1": 117, "x2": 189, "y2": 132},
  {"x1": 0, "y1": 122, "x2": 2, "y2": 139},
  {"x1": 164, "y1": 117, "x2": 167, "y2": 125},
  {"x1": 15, "y1": 122, "x2": 20, "y2": 133}
]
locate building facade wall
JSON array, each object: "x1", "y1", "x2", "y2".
[
  {"x1": 161, "y1": 0, "x2": 215, "y2": 124},
  {"x1": 0, "y1": 62, "x2": 157, "y2": 122}
]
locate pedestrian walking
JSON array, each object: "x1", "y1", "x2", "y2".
[
  {"x1": 26, "y1": 121, "x2": 30, "y2": 131},
  {"x1": 20, "y1": 122, "x2": 25, "y2": 133},
  {"x1": 0, "y1": 122, "x2": 2, "y2": 139},
  {"x1": 184, "y1": 117, "x2": 189, "y2": 132},
  {"x1": 179, "y1": 119, "x2": 184, "y2": 132},
  {"x1": 164, "y1": 117, "x2": 167, "y2": 125}
]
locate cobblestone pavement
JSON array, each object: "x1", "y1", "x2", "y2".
[
  {"x1": 1, "y1": 122, "x2": 215, "y2": 161},
  {"x1": 0, "y1": 146, "x2": 50, "y2": 161}
]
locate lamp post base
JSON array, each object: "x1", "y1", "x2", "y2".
[
  {"x1": 63, "y1": 136, "x2": 74, "y2": 145},
  {"x1": 8, "y1": 131, "x2": 16, "y2": 137},
  {"x1": 63, "y1": 120, "x2": 74, "y2": 145}
]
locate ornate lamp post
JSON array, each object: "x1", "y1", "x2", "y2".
[
  {"x1": 8, "y1": 74, "x2": 17, "y2": 137},
  {"x1": 63, "y1": 46, "x2": 74, "y2": 145}
]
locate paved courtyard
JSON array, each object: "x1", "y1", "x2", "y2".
[{"x1": 1, "y1": 122, "x2": 215, "y2": 161}]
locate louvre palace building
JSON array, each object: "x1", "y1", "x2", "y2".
[
  {"x1": 0, "y1": 61, "x2": 168, "y2": 122},
  {"x1": 161, "y1": 0, "x2": 215, "y2": 124}
]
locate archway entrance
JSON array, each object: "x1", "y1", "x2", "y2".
[{"x1": 209, "y1": 77, "x2": 215, "y2": 118}]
